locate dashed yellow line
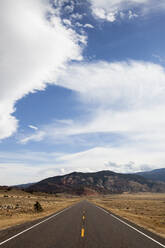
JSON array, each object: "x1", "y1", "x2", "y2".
[
  {"x1": 81, "y1": 210, "x2": 86, "y2": 238},
  {"x1": 81, "y1": 228, "x2": 85, "y2": 238}
]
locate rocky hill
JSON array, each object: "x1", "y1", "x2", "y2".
[{"x1": 26, "y1": 170, "x2": 165, "y2": 195}]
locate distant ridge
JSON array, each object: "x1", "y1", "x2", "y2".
[
  {"x1": 15, "y1": 182, "x2": 35, "y2": 189},
  {"x1": 136, "y1": 168, "x2": 165, "y2": 182},
  {"x1": 26, "y1": 170, "x2": 165, "y2": 195}
]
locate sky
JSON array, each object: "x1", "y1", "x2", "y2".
[{"x1": 1, "y1": 0, "x2": 165, "y2": 185}]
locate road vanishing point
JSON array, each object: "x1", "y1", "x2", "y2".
[{"x1": 0, "y1": 200, "x2": 165, "y2": 248}]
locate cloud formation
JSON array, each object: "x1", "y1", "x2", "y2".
[
  {"x1": 56, "y1": 61, "x2": 165, "y2": 107},
  {"x1": 1, "y1": 0, "x2": 165, "y2": 183},
  {"x1": 90, "y1": 0, "x2": 165, "y2": 22},
  {"x1": 0, "y1": 0, "x2": 82, "y2": 140},
  {"x1": 16, "y1": 59, "x2": 165, "y2": 177},
  {"x1": 20, "y1": 61, "x2": 165, "y2": 165}
]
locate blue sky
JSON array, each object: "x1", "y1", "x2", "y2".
[{"x1": 1, "y1": 0, "x2": 165, "y2": 185}]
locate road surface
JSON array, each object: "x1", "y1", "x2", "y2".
[{"x1": 0, "y1": 200, "x2": 165, "y2": 248}]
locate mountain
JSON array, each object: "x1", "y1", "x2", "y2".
[
  {"x1": 0, "y1": 186, "x2": 12, "y2": 191},
  {"x1": 136, "y1": 168, "x2": 165, "y2": 182},
  {"x1": 15, "y1": 183, "x2": 35, "y2": 189},
  {"x1": 26, "y1": 170, "x2": 165, "y2": 195}
]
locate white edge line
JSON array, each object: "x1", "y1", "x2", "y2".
[
  {"x1": 0, "y1": 206, "x2": 72, "y2": 246},
  {"x1": 95, "y1": 205, "x2": 165, "y2": 248}
]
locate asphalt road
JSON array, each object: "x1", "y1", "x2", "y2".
[{"x1": 0, "y1": 200, "x2": 165, "y2": 248}]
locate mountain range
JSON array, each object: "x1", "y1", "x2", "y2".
[
  {"x1": 26, "y1": 169, "x2": 165, "y2": 195},
  {"x1": 136, "y1": 168, "x2": 165, "y2": 182}
]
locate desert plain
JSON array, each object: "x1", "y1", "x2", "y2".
[
  {"x1": 0, "y1": 187, "x2": 80, "y2": 230},
  {"x1": 90, "y1": 193, "x2": 165, "y2": 238}
]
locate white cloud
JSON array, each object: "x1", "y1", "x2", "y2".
[
  {"x1": 70, "y1": 13, "x2": 84, "y2": 20},
  {"x1": 128, "y1": 10, "x2": 138, "y2": 19},
  {"x1": 90, "y1": 0, "x2": 149, "y2": 10},
  {"x1": 20, "y1": 131, "x2": 45, "y2": 144},
  {"x1": 63, "y1": 18, "x2": 72, "y2": 26},
  {"x1": 89, "y1": 0, "x2": 165, "y2": 22},
  {"x1": 28, "y1": 125, "x2": 38, "y2": 130},
  {"x1": 106, "y1": 12, "x2": 116, "y2": 22},
  {"x1": 76, "y1": 23, "x2": 94, "y2": 29},
  {"x1": 64, "y1": 5, "x2": 74, "y2": 14},
  {"x1": 75, "y1": 22, "x2": 83, "y2": 27},
  {"x1": 55, "y1": 60, "x2": 165, "y2": 107},
  {"x1": 92, "y1": 8, "x2": 106, "y2": 19},
  {"x1": 0, "y1": 0, "x2": 83, "y2": 140},
  {"x1": 55, "y1": 61, "x2": 165, "y2": 150},
  {"x1": 92, "y1": 8, "x2": 116, "y2": 22},
  {"x1": 59, "y1": 147, "x2": 158, "y2": 172},
  {"x1": 52, "y1": 146, "x2": 165, "y2": 176},
  {"x1": 84, "y1": 24, "x2": 94, "y2": 29}
]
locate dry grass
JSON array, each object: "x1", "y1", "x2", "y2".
[
  {"x1": 89, "y1": 193, "x2": 165, "y2": 238},
  {"x1": 0, "y1": 188, "x2": 80, "y2": 230}
]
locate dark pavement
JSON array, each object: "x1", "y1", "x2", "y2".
[{"x1": 0, "y1": 200, "x2": 165, "y2": 248}]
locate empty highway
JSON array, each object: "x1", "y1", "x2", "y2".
[{"x1": 0, "y1": 200, "x2": 165, "y2": 248}]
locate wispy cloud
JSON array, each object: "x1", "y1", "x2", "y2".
[
  {"x1": 28, "y1": 125, "x2": 38, "y2": 130},
  {"x1": 18, "y1": 60, "x2": 165, "y2": 172}
]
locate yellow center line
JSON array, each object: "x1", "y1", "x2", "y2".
[
  {"x1": 81, "y1": 228, "x2": 85, "y2": 238},
  {"x1": 81, "y1": 211, "x2": 86, "y2": 238}
]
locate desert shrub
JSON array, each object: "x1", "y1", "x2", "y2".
[
  {"x1": 15, "y1": 204, "x2": 19, "y2": 209},
  {"x1": 28, "y1": 190, "x2": 34, "y2": 194},
  {"x1": 3, "y1": 195, "x2": 8, "y2": 198},
  {"x1": 34, "y1": 201, "x2": 43, "y2": 212}
]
